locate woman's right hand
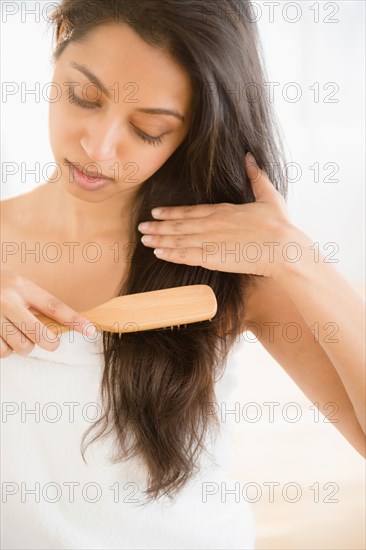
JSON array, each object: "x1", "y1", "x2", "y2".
[{"x1": 0, "y1": 270, "x2": 94, "y2": 358}]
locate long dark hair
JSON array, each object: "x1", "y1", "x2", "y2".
[{"x1": 49, "y1": 0, "x2": 288, "y2": 503}]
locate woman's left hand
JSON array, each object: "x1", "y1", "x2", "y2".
[{"x1": 138, "y1": 153, "x2": 298, "y2": 278}]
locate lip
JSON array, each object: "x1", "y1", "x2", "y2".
[{"x1": 67, "y1": 161, "x2": 114, "y2": 191}]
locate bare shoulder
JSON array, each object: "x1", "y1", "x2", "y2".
[
  {"x1": 1, "y1": 190, "x2": 41, "y2": 232},
  {"x1": 241, "y1": 275, "x2": 281, "y2": 326},
  {"x1": 240, "y1": 273, "x2": 307, "y2": 329},
  {"x1": 0, "y1": 195, "x2": 16, "y2": 218},
  {"x1": 1, "y1": 193, "x2": 27, "y2": 218},
  {"x1": 0, "y1": 196, "x2": 21, "y2": 232}
]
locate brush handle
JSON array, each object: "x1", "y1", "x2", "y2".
[{"x1": 33, "y1": 285, "x2": 217, "y2": 335}]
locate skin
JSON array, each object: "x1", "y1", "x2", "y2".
[
  {"x1": 45, "y1": 21, "x2": 193, "y2": 242},
  {"x1": 0, "y1": 22, "x2": 194, "y2": 340},
  {"x1": 0, "y1": 21, "x2": 365, "y2": 461}
]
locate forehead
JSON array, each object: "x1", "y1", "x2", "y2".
[{"x1": 59, "y1": 22, "x2": 193, "y2": 115}]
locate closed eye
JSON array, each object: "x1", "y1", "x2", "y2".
[
  {"x1": 130, "y1": 124, "x2": 163, "y2": 147},
  {"x1": 66, "y1": 87, "x2": 164, "y2": 147}
]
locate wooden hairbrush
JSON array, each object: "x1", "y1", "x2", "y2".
[{"x1": 34, "y1": 285, "x2": 217, "y2": 335}]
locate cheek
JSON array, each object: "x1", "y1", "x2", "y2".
[
  {"x1": 135, "y1": 148, "x2": 175, "y2": 183},
  {"x1": 48, "y1": 100, "x2": 74, "y2": 153}
]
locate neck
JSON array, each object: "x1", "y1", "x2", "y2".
[{"x1": 37, "y1": 177, "x2": 138, "y2": 243}]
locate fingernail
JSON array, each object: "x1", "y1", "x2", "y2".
[
  {"x1": 141, "y1": 235, "x2": 152, "y2": 243},
  {"x1": 246, "y1": 152, "x2": 256, "y2": 164},
  {"x1": 0, "y1": 340, "x2": 8, "y2": 353},
  {"x1": 85, "y1": 324, "x2": 96, "y2": 337}
]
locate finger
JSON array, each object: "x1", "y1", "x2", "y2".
[
  {"x1": 151, "y1": 203, "x2": 226, "y2": 220},
  {"x1": 141, "y1": 233, "x2": 206, "y2": 250},
  {"x1": 153, "y1": 246, "x2": 210, "y2": 267},
  {"x1": 1, "y1": 301, "x2": 60, "y2": 351},
  {"x1": 0, "y1": 316, "x2": 36, "y2": 356},
  {"x1": 153, "y1": 244, "x2": 232, "y2": 272},
  {"x1": 23, "y1": 280, "x2": 95, "y2": 335},
  {"x1": 0, "y1": 335, "x2": 13, "y2": 359},
  {"x1": 138, "y1": 216, "x2": 211, "y2": 237}
]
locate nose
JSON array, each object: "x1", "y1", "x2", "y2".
[{"x1": 80, "y1": 114, "x2": 123, "y2": 161}]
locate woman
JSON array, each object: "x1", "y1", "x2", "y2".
[{"x1": 1, "y1": 0, "x2": 365, "y2": 548}]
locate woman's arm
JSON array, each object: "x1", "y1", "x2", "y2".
[
  {"x1": 243, "y1": 267, "x2": 366, "y2": 458},
  {"x1": 139, "y1": 154, "x2": 365, "y2": 451},
  {"x1": 269, "y1": 226, "x2": 366, "y2": 436}
]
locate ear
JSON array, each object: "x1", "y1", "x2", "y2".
[{"x1": 57, "y1": 14, "x2": 73, "y2": 47}]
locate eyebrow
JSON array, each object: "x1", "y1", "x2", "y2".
[{"x1": 70, "y1": 62, "x2": 185, "y2": 122}]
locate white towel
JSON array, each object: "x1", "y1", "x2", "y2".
[{"x1": 1, "y1": 330, "x2": 256, "y2": 549}]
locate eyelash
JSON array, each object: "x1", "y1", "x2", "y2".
[{"x1": 66, "y1": 88, "x2": 163, "y2": 147}]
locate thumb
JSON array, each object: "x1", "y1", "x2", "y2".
[{"x1": 245, "y1": 152, "x2": 273, "y2": 201}]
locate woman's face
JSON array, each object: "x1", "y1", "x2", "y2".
[{"x1": 48, "y1": 22, "x2": 193, "y2": 202}]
